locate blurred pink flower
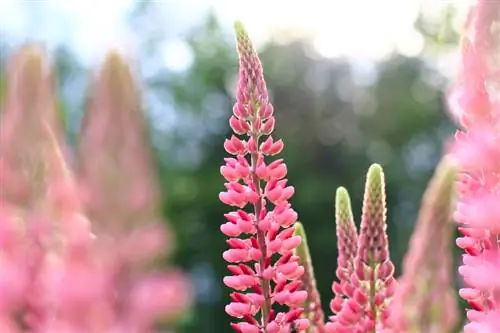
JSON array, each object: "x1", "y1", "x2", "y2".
[
  {"x1": 448, "y1": 0, "x2": 500, "y2": 331},
  {"x1": 0, "y1": 46, "x2": 192, "y2": 332}
]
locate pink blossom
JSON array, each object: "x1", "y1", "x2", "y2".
[
  {"x1": 459, "y1": 250, "x2": 500, "y2": 291},
  {"x1": 464, "y1": 309, "x2": 500, "y2": 333},
  {"x1": 448, "y1": 0, "x2": 500, "y2": 330}
]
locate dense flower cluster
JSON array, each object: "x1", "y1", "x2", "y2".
[
  {"x1": 448, "y1": 1, "x2": 500, "y2": 332},
  {"x1": 219, "y1": 22, "x2": 309, "y2": 332}
]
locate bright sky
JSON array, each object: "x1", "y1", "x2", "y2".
[
  {"x1": 221, "y1": 0, "x2": 425, "y2": 59},
  {"x1": 0, "y1": 0, "x2": 470, "y2": 66}
]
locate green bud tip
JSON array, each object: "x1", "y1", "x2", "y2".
[
  {"x1": 335, "y1": 187, "x2": 351, "y2": 209},
  {"x1": 293, "y1": 222, "x2": 311, "y2": 273},
  {"x1": 367, "y1": 163, "x2": 384, "y2": 185},
  {"x1": 233, "y1": 20, "x2": 253, "y2": 54},
  {"x1": 234, "y1": 20, "x2": 245, "y2": 35},
  {"x1": 429, "y1": 158, "x2": 458, "y2": 213},
  {"x1": 435, "y1": 158, "x2": 457, "y2": 188},
  {"x1": 335, "y1": 186, "x2": 354, "y2": 222},
  {"x1": 294, "y1": 222, "x2": 308, "y2": 245}
]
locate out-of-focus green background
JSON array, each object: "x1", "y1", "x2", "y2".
[{"x1": 0, "y1": 1, "x2": 468, "y2": 332}]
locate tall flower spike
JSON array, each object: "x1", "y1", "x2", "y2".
[
  {"x1": 293, "y1": 222, "x2": 326, "y2": 333},
  {"x1": 0, "y1": 46, "x2": 66, "y2": 331},
  {"x1": 447, "y1": 1, "x2": 500, "y2": 332},
  {"x1": 330, "y1": 165, "x2": 395, "y2": 333},
  {"x1": 220, "y1": 21, "x2": 309, "y2": 332},
  {"x1": 27, "y1": 125, "x2": 102, "y2": 331},
  {"x1": 77, "y1": 50, "x2": 181, "y2": 275},
  {"x1": 0, "y1": 45, "x2": 65, "y2": 210},
  {"x1": 388, "y1": 159, "x2": 459, "y2": 333},
  {"x1": 326, "y1": 187, "x2": 358, "y2": 332},
  {"x1": 75, "y1": 51, "x2": 193, "y2": 330},
  {"x1": 357, "y1": 164, "x2": 395, "y2": 331},
  {"x1": 77, "y1": 51, "x2": 167, "y2": 241}
]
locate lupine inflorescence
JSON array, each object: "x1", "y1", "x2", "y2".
[
  {"x1": 219, "y1": 22, "x2": 309, "y2": 333},
  {"x1": 448, "y1": 1, "x2": 500, "y2": 332}
]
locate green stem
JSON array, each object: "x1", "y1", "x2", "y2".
[{"x1": 251, "y1": 138, "x2": 271, "y2": 332}]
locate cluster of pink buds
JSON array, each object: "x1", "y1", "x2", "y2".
[
  {"x1": 327, "y1": 187, "x2": 358, "y2": 332},
  {"x1": 326, "y1": 165, "x2": 396, "y2": 333},
  {"x1": 219, "y1": 22, "x2": 309, "y2": 333}
]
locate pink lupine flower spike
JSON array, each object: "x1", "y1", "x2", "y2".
[
  {"x1": 448, "y1": 1, "x2": 500, "y2": 332},
  {"x1": 219, "y1": 21, "x2": 309, "y2": 333}
]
